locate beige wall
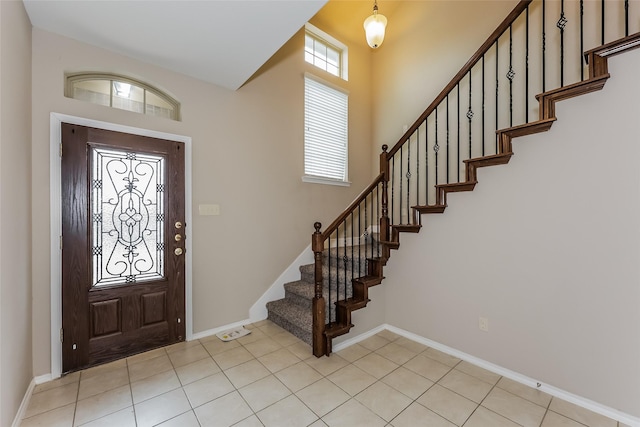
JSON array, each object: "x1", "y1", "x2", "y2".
[
  {"x1": 376, "y1": 4, "x2": 640, "y2": 418},
  {"x1": 0, "y1": 1, "x2": 33, "y2": 425},
  {"x1": 31, "y1": 25, "x2": 374, "y2": 375}
]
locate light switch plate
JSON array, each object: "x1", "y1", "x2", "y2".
[{"x1": 199, "y1": 204, "x2": 220, "y2": 216}]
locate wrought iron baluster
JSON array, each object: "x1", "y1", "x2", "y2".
[
  {"x1": 416, "y1": 125, "x2": 420, "y2": 206},
  {"x1": 580, "y1": 0, "x2": 584, "y2": 81},
  {"x1": 328, "y1": 233, "x2": 332, "y2": 322},
  {"x1": 406, "y1": 135, "x2": 411, "y2": 220},
  {"x1": 376, "y1": 184, "x2": 380, "y2": 257},
  {"x1": 343, "y1": 222, "x2": 347, "y2": 302},
  {"x1": 364, "y1": 198, "x2": 369, "y2": 264},
  {"x1": 446, "y1": 95, "x2": 450, "y2": 183},
  {"x1": 482, "y1": 56, "x2": 485, "y2": 156},
  {"x1": 457, "y1": 84, "x2": 461, "y2": 181},
  {"x1": 435, "y1": 106, "x2": 439, "y2": 187},
  {"x1": 601, "y1": 0, "x2": 605, "y2": 45},
  {"x1": 467, "y1": 70, "x2": 473, "y2": 160},
  {"x1": 508, "y1": 24, "x2": 514, "y2": 126},
  {"x1": 558, "y1": 0, "x2": 567, "y2": 87},
  {"x1": 526, "y1": 6, "x2": 529, "y2": 122},
  {"x1": 425, "y1": 117, "x2": 429, "y2": 205},
  {"x1": 351, "y1": 212, "x2": 354, "y2": 283},
  {"x1": 399, "y1": 147, "x2": 403, "y2": 223},
  {"x1": 542, "y1": 0, "x2": 546, "y2": 92},
  {"x1": 391, "y1": 156, "x2": 395, "y2": 225},
  {"x1": 625, "y1": 0, "x2": 629, "y2": 37},
  {"x1": 359, "y1": 204, "x2": 363, "y2": 277},
  {"x1": 495, "y1": 40, "x2": 499, "y2": 152}
]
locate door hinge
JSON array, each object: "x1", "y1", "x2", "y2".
[
  {"x1": 59, "y1": 235, "x2": 63, "y2": 250},
  {"x1": 60, "y1": 328, "x2": 63, "y2": 343},
  {"x1": 60, "y1": 142, "x2": 63, "y2": 157},
  {"x1": 177, "y1": 317, "x2": 181, "y2": 324}
]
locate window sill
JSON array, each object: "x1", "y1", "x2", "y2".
[{"x1": 302, "y1": 175, "x2": 351, "y2": 187}]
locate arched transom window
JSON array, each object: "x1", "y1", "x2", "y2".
[{"x1": 65, "y1": 73, "x2": 180, "y2": 121}]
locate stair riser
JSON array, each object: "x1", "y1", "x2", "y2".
[
  {"x1": 267, "y1": 311, "x2": 312, "y2": 346},
  {"x1": 284, "y1": 290, "x2": 313, "y2": 309},
  {"x1": 267, "y1": 297, "x2": 336, "y2": 328},
  {"x1": 284, "y1": 286, "x2": 353, "y2": 306},
  {"x1": 300, "y1": 264, "x2": 368, "y2": 284},
  {"x1": 318, "y1": 251, "x2": 380, "y2": 271},
  {"x1": 300, "y1": 271, "x2": 363, "y2": 290}
]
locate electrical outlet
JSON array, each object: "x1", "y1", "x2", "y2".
[{"x1": 479, "y1": 317, "x2": 489, "y2": 332}]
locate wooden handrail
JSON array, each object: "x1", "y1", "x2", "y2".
[
  {"x1": 320, "y1": 172, "x2": 386, "y2": 240},
  {"x1": 387, "y1": 0, "x2": 533, "y2": 158}
]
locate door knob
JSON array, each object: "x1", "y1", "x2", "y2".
[
  {"x1": 174, "y1": 248, "x2": 183, "y2": 256},
  {"x1": 174, "y1": 234, "x2": 182, "y2": 242}
]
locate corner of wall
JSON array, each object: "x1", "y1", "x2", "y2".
[{"x1": 248, "y1": 244, "x2": 313, "y2": 322}]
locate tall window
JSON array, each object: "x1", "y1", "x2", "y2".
[
  {"x1": 304, "y1": 75, "x2": 348, "y2": 184},
  {"x1": 303, "y1": 24, "x2": 349, "y2": 186},
  {"x1": 65, "y1": 73, "x2": 180, "y2": 121}
]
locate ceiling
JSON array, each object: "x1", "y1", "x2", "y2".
[{"x1": 22, "y1": 0, "x2": 328, "y2": 91}]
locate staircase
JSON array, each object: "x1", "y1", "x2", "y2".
[
  {"x1": 267, "y1": 238, "x2": 380, "y2": 346},
  {"x1": 267, "y1": 0, "x2": 640, "y2": 357}
]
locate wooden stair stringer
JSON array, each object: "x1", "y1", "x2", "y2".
[
  {"x1": 378, "y1": 224, "x2": 421, "y2": 252},
  {"x1": 323, "y1": 271, "x2": 386, "y2": 354},
  {"x1": 322, "y1": 222, "x2": 423, "y2": 352},
  {"x1": 537, "y1": 74, "x2": 610, "y2": 121}
]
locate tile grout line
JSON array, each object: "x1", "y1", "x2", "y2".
[
  {"x1": 125, "y1": 357, "x2": 138, "y2": 427},
  {"x1": 537, "y1": 392, "x2": 555, "y2": 427},
  {"x1": 72, "y1": 371, "x2": 81, "y2": 427},
  {"x1": 460, "y1": 377, "x2": 508, "y2": 427}
]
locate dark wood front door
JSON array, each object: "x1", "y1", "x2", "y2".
[{"x1": 61, "y1": 123, "x2": 185, "y2": 373}]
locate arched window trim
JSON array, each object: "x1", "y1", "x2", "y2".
[{"x1": 65, "y1": 72, "x2": 181, "y2": 121}]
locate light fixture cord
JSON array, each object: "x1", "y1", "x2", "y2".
[{"x1": 373, "y1": 0, "x2": 378, "y2": 15}]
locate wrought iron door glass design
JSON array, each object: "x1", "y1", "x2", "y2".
[{"x1": 91, "y1": 147, "x2": 165, "y2": 287}]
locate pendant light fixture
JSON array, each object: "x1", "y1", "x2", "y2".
[{"x1": 363, "y1": 0, "x2": 387, "y2": 49}]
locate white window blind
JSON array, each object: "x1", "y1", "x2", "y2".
[{"x1": 304, "y1": 76, "x2": 348, "y2": 183}]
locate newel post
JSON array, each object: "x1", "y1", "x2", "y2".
[
  {"x1": 379, "y1": 145, "x2": 390, "y2": 250},
  {"x1": 311, "y1": 222, "x2": 327, "y2": 357}
]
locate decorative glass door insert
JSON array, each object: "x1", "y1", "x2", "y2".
[{"x1": 91, "y1": 146, "x2": 165, "y2": 287}]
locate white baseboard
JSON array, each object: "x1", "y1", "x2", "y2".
[
  {"x1": 12, "y1": 378, "x2": 36, "y2": 427},
  {"x1": 337, "y1": 323, "x2": 640, "y2": 427},
  {"x1": 34, "y1": 373, "x2": 54, "y2": 384},
  {"x1": 332, "y1": 324, "x2": 387, "y2": 352},
  {"x1": 248, "y1": 244, "x2": 314, "y2": 322}
]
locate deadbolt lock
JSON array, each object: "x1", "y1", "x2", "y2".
[
  {"x1": 174, "y1": 234, "x2": 182, "y2": 242},
  {"x1": 174, "y1": 248, "x2": 183, "y2": 256},
  {"x1": 175, "y1": 221, "x2": 183, "y2": 229}
]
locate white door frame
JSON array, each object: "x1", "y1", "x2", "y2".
[{"x1": 49, "y1": 113, "x2": 193, "y2": 378}]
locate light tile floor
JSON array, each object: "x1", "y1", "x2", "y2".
[{"x1": 20, "y1": 320, "x2": 630, "y2": 427}]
